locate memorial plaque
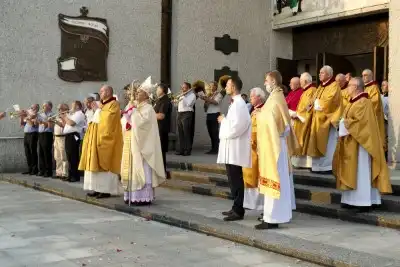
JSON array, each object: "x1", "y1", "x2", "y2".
[
  {"x1": 57, "y1": 7, "x2": 109, "y2": 82},
  {"x1": 214, "y1": 34, "x2": 239, "y2": 55}
]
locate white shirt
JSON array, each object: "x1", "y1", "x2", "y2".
[
  {"x1": 381, "y1": 94, "x2": 388, "y2": 121},
  {"x1": 217, "y1": 94, "x2": 252, "y2": 168},
  {"x1": 206, "y1": 92, "x2": 223, "y2": 114},
  {"x1": 178, "y1": 91, "x2": 196, "y2": 112},
  {"x1": 63, "y1": 110, "x2": 86, "y2": 138}
]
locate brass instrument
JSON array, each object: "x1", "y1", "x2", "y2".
[
  {"x1": 47, "y1": 110, "x2": 71, "y2": 122},
  {"x1": 218, "y1": 75, "x2": 231, "y2": 97}
]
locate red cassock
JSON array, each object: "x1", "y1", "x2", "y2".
[{"x1": 285, "y1": 88, "x2": 304, "y2": 111}]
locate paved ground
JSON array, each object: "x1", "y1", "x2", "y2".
[{"x1": 0, "y1": 182, "x2": 320, "y2": 267}]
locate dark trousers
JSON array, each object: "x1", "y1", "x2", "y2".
[
  {"x1": 206, "y1": 113, "x2": 220, "y2": 152},
  {"x1": 38, "y1": 132, "x2": 53, "y2": 175},
  {"x1": 225, "y1": 164, "x2": 245, "y2": 216},
  {"x1": 65, "y1": 132, "x2": 81, "y2": 181},
  {"x1": 191, "y1": 106, "x2": 196, "y2": 146},
  {"x1": 177, "y1": 111, "x2": 193, "y2": 154},
  {"x1": 24, "y1": 132, "x2": 38, "y2": 173},
  {"x1": 160, "y1": 131, "x2": 169, "y2": 171}
]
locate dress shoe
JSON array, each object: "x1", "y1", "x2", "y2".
[
  {"x1": 205, "y1": 150, "x2": 218, "y2": 155},
  {"x1": 255, "y1": 222, "x2": 279, "y2": 230},
  {"x1": 87, "y1": 191, "x2": 100, "y2": 197},
  {"x1": 96, "y1": 193, "x2": 111, "y2": 199},
  {"x1": 37, "y1": 172, "x2": 45, "y2": 176},
  {"x1": 356, "y1": 206, "x2": 371, "y2": 213},
  {"x1": 22, "y1": 171, "x2": 31, "y2": 175},
  {"x1": 222, "y1": 210, "x2": 234, "y2": 216},
  {"x1": 175, "y1": 152, "x2": 184, "y2": 155},
  {"x1": 223, "y1": 212, "x2": 244, "y2": 221},
  {"x1": 30, "y1": 172, "x2": 38, "y2": 176},
  {"x1": 44, "y1": 174, "x2": 51, "y2": 178},
  {"x1": 68, "y1": 178, "x2": 80, "y2": 183}
]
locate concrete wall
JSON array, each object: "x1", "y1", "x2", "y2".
[
  {"x1": 389, "y1": 1, "x2": 400, "y2": 167},
  {"x1": 273, "y1": 0, "x2": 389, "y2": 29},
  {"x1": 170, "y1": 0, "x2": 271, "y2": 149},
  {"x1": 0, "y1": 0, "x2": 162, "y2": 138}
]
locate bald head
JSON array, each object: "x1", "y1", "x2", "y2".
[
  {"x1": 289, "y1": 77, "x2": 300, "y2": 91},
  {"x1": 362, "y1": 69, "x2": 373, "y2": 84},
  {"x1": 335, "y1": 73, "x2": 347, "y2": 89},
  {"x1": 100, "y1": 85, "x2": 114, "y2": 101}
]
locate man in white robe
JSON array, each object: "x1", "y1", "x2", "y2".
[
  {"x1": 217, "y1": 76, "x2": 251, "y2": 221},
  {"x1": 256, "y1": 71, "x2": 298, "y2": 230},
  {"x1": 121, "y1": 77, "x2": 166, "y2": 205}
]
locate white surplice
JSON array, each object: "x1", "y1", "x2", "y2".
[
  {"x1": 339, "y1": 122, "x2": 382, "y2": 206},
  {"x1": 263, "y1": 126, "x2": 296, "y2": 224},
  {"x1": 217, "y1": 94, "x2": 251, "y2": 168},
  {"x1": 244, "y1": 188, "x2": 264, "y2": 210},
  {"x1": 83, "y1": 109, "x2": 123, "y2": 195},
  {"x1": 311, "y1": 126, "x2": 337, "y2": 172}
]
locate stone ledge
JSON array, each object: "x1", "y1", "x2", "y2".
[{"x1": 1, "y1": 174, "x2": 399, "y2": 267}]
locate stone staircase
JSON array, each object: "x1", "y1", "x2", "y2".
[{"x1": 165, "y1": 160, "x2": 400, "y2": 230}]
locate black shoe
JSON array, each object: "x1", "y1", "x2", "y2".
[
  {"x1": 205, "y1": 150, "x2": 218, "y2": 155},
  {"x1": 183, "y1": 152, "x2": 191, "y2": 156},
  {"x1": 357, "y1": 206, "x2": 371, "y2": 213},
  {"x1": 257, "y1": 213, "x2": 264, "y2": 222},
  {"x1": 22, "y1": 171, "x2": 31, "y2": 175},
  {"x1": 30, "y1": 172, "x2": 38, "y2": 176},
  {"x1": 68, "y1": 178, "x2": 80, "y2": 183},
  {"x1": 175, "y1": 152, "x2": 184, "y2": 155},
  {"x1": 87, "y1": 191, "x2": 100, "y2": 197},
  {"x1": 255, "y1": 222, "x2": 279, "y2": 230},
  {"x1": 222, "y1": 210, "x2": 234, "y2": 216},
  {"x1": 43, "y1": 174, "x2": 51, "y2": 178},
  {"x1": 341, "y1": 203, "x2": 356, "y2": 210},
  {"x1": 37, "y1": 172, "x2": 45, "y2": 176},
  {"x1": 96, "y1": 193, "x2": 111, "y2": 199},
  {"x1": 61, "y1": 176, "x2": 69, "y2": 181},
  {"x1": 223, "y1": 212, "x2": 244, "y2": 222}
]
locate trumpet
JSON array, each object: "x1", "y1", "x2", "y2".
[{"x1": 47, "y1": 110, "x2": 71, "y2": 121}]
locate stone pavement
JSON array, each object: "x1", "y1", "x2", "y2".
[
  {"x1": 1, "y1": 174, "x2": 400, "y2": 267},
  {"x1": 0, "y1": 182, "x2": 320, "y2": 267}
]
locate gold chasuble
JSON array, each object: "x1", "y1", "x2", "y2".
[
  {"x1": 243, "y1": 104, "x2": 263, "y2": 188},
  {"x1": 292, "y1": 84, "x2": 316, "y2": 155},
  {"x1": 79, "y1": 97, "x2": 123, "y2": 174},
  {"x1": 257, "y1": 87, "x2": 298, "y2": 199},
  {"x1": 122, "y1": 102, "x2": 166, "y2": 192},
  {"x1": 341, "y1": 89, "x2": 350, "y2": 108},
  {"x1": 364, "y1": 81, "x2": 386, "y2": 150},
  {"x1": 307, "y1": 78, "x2": 342, "y2": 157},
  {"x1": 333, "y1": 93, "x2": 392, "y2": 194}
]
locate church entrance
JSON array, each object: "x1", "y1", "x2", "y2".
[{"x1": 277, "y1": 13, "x2": 389, "y2": 87}]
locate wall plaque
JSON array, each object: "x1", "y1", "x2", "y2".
[
  {"x1": 215, "y1": 34, "x2": 238, "y2": 55},
  {"x1": 214, "y1": 66, "x2": 238, "y2": 82},
  {"x1": 57, "y1": 7, "x2": 109, "y2": 82}
]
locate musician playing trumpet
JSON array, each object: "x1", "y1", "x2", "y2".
[
  {"x1": 175, "y1": 82, "x2": 196, "y2": 156},
  {"x1": 199, "y1": 81, "x2": 223, "y2": 154},
  {"x1": 20, "y1": 104, "x2": 40, "y2": 175},
  {"x1": 53, "y1": 103, "x2": 69, "y2": 180},
  {"x1": 36, "y1": 101, "x2": 55, "y2": 177}
]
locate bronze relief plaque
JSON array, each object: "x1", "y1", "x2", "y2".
[{"x1": 57, "y1": 7, "x2": 109, "y2": 82}]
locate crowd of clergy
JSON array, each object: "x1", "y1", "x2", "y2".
[{"x1": 0, "y1": 65, "x2": 392, "y2": 230}]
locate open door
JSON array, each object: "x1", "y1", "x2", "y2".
[
  {"x1": 276, "y1": 57, "x2": 298, "y2": 95},
  {"x1": 315, "y1": 53, "x2": 323, "y2": 86},
  {"x1": 315, "y1": 52, "x2": 355, "y2": 85},
  {"x1": 374, "y1": 46, "x2": 385, "y2": 87}
]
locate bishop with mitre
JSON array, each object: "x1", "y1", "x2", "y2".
[
  {"x1": 333, "y1": 77, "x2": 392, "y2": 212},
  {"x1": 291, "y1": 72, "x2": 316, "y2": 169},
  {"x1": 256, "y1": 71, "x2": 298, "y2": 230},
  {"x1": 79, "y1": 85, "x2": 123, "y2": 199},
  {"x1": 120, "y1": 77, "x2": 166, "y2": 205},
  {"x1": 307, "y1": 66, "x2": 342, "y2": 173}
]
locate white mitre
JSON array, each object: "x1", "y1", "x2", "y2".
[{"x1": 139, "y1": 76, "x2": 157, "y2": 96}]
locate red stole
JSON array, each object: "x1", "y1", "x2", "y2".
[{"x1": 285, "y1": 88, "x2": 303, "y2": 111}]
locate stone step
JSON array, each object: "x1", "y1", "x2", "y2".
[
  {"x1": 2, "y1": 173, "x2": 400, "y2": 267},
  {"x1": 161, "y1": 179, "x2": 400, "y2": 230},
  {"x1": 167, "y1": 160, "x2": 400, "y2": 196},
  {"x1": 168, "y1": 169, "x2": 400, "y2": 213}
]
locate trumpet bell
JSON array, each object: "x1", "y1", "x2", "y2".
[
  {"x1": 192, "y1": 80, "x2": 206, "y2": 94},
  {"x1": 218, "y1": 75, "x2": 231, "y2": 97}
]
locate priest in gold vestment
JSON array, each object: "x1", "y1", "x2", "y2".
[
  {"x1": 79, "y1": 85, "x2": 123, "y2": 198},
  {"x1": 256, "y1": 71, "x2": 298, "y2": 230},
  {"x1": 336, "y1": 73, "x2": 350, "y2": 108},
  {"x1": 362, "y1": 69, "x2": 386, "y2": 151},
  {"x1": 120, "y1": 77, "x2": 166, "y2": 205},
  {"x1": 307, "y1": 66, "x2": 342, "y2": 173},
  {"x1": 291, "y1": 72, "x2": 316, "y2": 169},
  {"x1": 333, "y1": 77, "x2": 392, "y2": 212},
  {"x1": 242, "y1": 87, "x2": 265, "y2": 212}
]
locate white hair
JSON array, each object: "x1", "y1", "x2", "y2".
[
  {"x1": 250, "y1": 87, "x2": 266, "y2": 101},
  {"x1": 300, "y1": 72, "x2": 312, "y2": 84},
  {"x1": 321, "y1": 65, "x2": 333, "y2": 77},
  {"x1": 362, "y1": 69, "x2": 373, "y2": 76}
]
